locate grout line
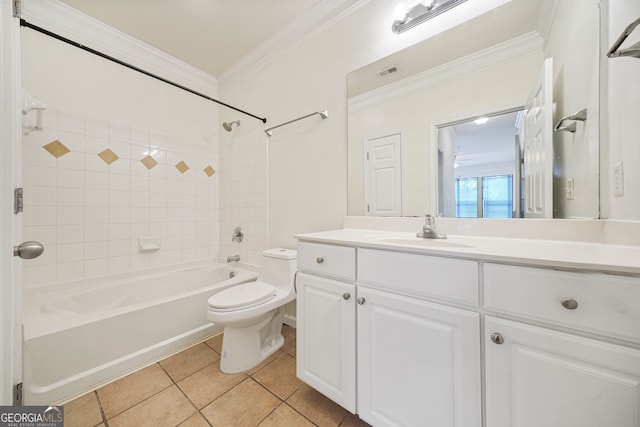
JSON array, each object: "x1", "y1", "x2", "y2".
[{"x1": 93, "y1": 390, "x2": 109, "y2": 427}]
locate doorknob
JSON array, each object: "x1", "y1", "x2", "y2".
[{"x1": 13, "y1": 241, "x2": 44, "y2": 259}]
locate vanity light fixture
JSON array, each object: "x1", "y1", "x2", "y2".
[
  {"x1": 474, "y1": 117, "x2": 488, "y2": 125},
  {"x1": 392, "y1": 0, "x2": 468, "y2": 34}
]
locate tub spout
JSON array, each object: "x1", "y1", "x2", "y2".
[{"x1": 227, "y1": 255, "x2": 240, "y2": 263}]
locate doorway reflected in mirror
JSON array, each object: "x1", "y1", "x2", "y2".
[{"x1": 437, "y1": 109, "x2": 523, "y2": 218}]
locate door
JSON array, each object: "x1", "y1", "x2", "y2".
[
  {"x1": 357, "y1": 286, "x2": 481, "y2": 427},
  {"x1": 296, "y1": 273, "x2": 356, "y2": 412},
  {"x1": 523, "y1": 57, "x2": 553, "y2": 218},
  {"x1": 485, "y1": 316, "x2": 640, "y2": 427},
  {"x1": 1, "y1": 2, "x2": 23, "y2": 405},
  {"x1": 364, "y1": 133, "x2": 402, "y2": 216}
]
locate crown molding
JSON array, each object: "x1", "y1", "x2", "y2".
[
  {"x1": 348, "y1": 31, "x2": 543, "y2": 113},
  {"x1": 20, "y1": 0, "x2": 218, "y2": 97},
  {"x1": 218, "y1": 0, "x2": 371, "y2": 89}
]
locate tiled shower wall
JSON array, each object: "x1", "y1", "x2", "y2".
[
  {"x1": 22, "y1": 109, "x2": 219, "y2": 288},
  {"x1": 218, "y1": 125, "x2": 269, "y2": 267}
]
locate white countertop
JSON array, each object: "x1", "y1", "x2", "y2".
[{"x1": 296, "y1": 229, "x2": 640, "y2": 275}]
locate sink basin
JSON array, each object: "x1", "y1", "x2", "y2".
[{"x1": 379, "y1": 238, "x2": 474, "y2": 249}]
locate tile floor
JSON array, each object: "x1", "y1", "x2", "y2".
[{"x1": 63, "y1": 325, "x2": 371, "y2": 427}]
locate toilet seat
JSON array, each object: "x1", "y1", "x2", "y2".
[{"x1": 208, "y1": 282, "x2": 276, "y2": 311}]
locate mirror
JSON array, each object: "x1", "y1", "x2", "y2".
[{"x1": 347, "y1": 0, "x2": 600, "y2": 219}]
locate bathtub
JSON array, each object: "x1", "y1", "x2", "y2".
[{"x1": 22, "y1": 261, "x2": 258, "y2": 405}]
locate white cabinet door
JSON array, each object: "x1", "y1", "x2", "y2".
[
  {"x1": 357, "y1": 286, "x2": 481, "y2": 427},
  {"x1": 296, "y1": 272, "x2": 356, "y2": 412},
  {"x1": 486, "y1": 316, "x2": 640, "y2": 427}
]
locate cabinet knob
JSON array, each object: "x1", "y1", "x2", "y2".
[
  {"x1": 316, "y1": 257, "x2": 324, "y2": 264},
  {"x1": 560, "y1": 298, "x2": 579, "y2": 310},
  {"x1": 343, "y1": 293, "x2": 351, "y2": 300},
  {"x1": 490, "y1": 333, "x2": 504, "y2": 345},
  {"x1": 357, "y1": 297, "x2": 366, "y2": 305}
]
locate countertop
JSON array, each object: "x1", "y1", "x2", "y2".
[{"x1": 296, "y1": 229, "x2": 640, "y2": 275}]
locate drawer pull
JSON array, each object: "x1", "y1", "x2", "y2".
[
  {"x1": 490, "y1": 333, "x2": 504, "y2": 345},
  {"x1": 316, "y1": 257, "x2": 324, "y2": 264},
  {"x1": 560, "y1": 298, "x2": 579, "y2": 310},
  {"x1": 357, "y1": 297, "x2": 366, "y2": 305},
  {"x1": 343, "y1": 293, "x2": 351, "y2": 300}
]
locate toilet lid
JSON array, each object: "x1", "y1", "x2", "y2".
[{"x1": 208, "y1": 282, "x2": 276, "y2": 310}]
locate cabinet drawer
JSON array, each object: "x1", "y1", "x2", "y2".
[
  {"x1": 484, "y1": 263, "x2": 640, "y2": 343},
  {"x1": 358, "y1": 249, "x2": 478, "y2": 306},
  {"x1": 297, "y1": 241, "x2": 356, "y2": 281}
]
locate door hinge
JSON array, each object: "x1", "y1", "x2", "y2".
[
  {"x1": 13, "y1": 0, "x2": 22, "y2": 18},
  {"x1": 367, "y1": 204, "x2": 370, "y2": 212},
  {"x1": 14, "y1": 188, "x2": 23, "y2": 214},
  {"x1": 13, "y1": 383, "x2": 23, "y2": 406},
  {"x1": 366, "y1": 152, "x2": 370, "y2": 160}
]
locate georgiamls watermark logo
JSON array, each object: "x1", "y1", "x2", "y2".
[{"x1": 0, "y1": 405, "x2": 63, "y2": 427}]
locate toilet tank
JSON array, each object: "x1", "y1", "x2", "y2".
[{"x1": 258, "y1": 248, "x2": 297, "y2": 290}]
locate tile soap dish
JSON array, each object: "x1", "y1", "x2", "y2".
[{"x1": 138, "y1": 236, "x2": 161, "y2": 252}]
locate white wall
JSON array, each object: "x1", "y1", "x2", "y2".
[
  {"x1": 545, "y1": 0, "x2": 600, "y2": 219},
  {"x1": 601, "y1": 0, "x2": 640, "y2": 220},
  {"x1": 21, "y1": 28, "x2": 220, "y2": 287}
]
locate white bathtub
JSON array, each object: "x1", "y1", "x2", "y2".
[{"x1": 22, "y1": 261, "x2": 258, "y2": 405}]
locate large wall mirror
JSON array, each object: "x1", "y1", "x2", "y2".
[{"x1": 347, "y1": 0, "x2": 600, "y2": 219}]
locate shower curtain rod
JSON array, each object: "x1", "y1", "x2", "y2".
[{"x1": 19, "y1": 19, "x2": 268, "y2": 124}]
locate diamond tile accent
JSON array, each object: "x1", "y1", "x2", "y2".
[
  {"x1": 175, "y1": 161, "x2": 189, "y2": 174},
  {"x1": 43, "y1": 140, "x2": 70, "y2": 158},
  {"x1": 141, "y1": 155, "x2": 158, "y2": 170},
  {"x1": 98, "y1": 148, "x2": 119, "y2": 165},
  {"x1": 203, "y1": 166, "x2": 215, "y2": 177}
]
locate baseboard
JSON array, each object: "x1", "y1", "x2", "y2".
[{"x1": 283, "y1": 313, "x2": 297, "y2": 329}]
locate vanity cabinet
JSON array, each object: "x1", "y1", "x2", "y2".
[
  {"x1": 296, "y1": 242, "x2": 481, "y2": 427},
  {"x1": 296, "y1": 231, "x2": 640, "y2": 427}
]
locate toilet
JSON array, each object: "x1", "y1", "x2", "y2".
[{"x1": 207, "y1": 248, "x2": 297, "y2": 373}]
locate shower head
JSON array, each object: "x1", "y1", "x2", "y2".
[{"x1": 222, "y1": 120, "x2": 240, "y2": 132}]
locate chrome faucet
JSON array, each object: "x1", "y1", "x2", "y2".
[
  {"x1": 417, "y1": 214, "x2": 447, "y2": 239},
  {"x1": 226, "y1": 254, "x2": 240, "y2": 263}
]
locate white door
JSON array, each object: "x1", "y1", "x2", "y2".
[
  {"x1": 296, "y1": 273, "x2": 356, "y2": 412},
  {"x1": 486, "y1": 316, "x2": 640, "y2": 427},
  {"x1": 0, "y1": 2, "x2": 23, "y2": 405},
  {"x1": 364, "y1": 133, "x2": 402, "y2": 216},
  {"x1": 357, "y1": 286, "x2": 481, "y2": 427},
  {"x1": 523, "y1": 57, "x2": 553, "y2": 218}
]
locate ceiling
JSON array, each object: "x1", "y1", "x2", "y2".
[{"x1": 58, "y1": 0, "x2": 326, "y2": 77}]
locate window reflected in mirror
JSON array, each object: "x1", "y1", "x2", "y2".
[{"x1": 437, "y1": 109, "x2": 523, "y2": 218}]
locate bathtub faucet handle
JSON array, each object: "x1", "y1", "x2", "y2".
[
  {"x1": 227, "y1": 255, "x2": 240, "y2": 263},
  {"x1": 232, "y1": 226, "x2": 244, "y2": 243}
]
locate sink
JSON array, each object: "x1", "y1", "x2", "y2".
[{"x1": 379, "y1": 238, "x2": 474, "y2": 249}]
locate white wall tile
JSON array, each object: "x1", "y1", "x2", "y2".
[
  {"x1": 85, "y1": 241, "x2": 108, "y2": 260},
  {"x1": 57, "y1": 225, "x2": 84, "y2": 244},
  {"x1": 57, "y1": 261, "x2": 84, "y2": 282},
  {"x1": 85, "y1": 207, "x2": 108, "y2": 225},
  {"x1": 85, "y1": 171, "x2": 108, "y2": 189},
  {"x1": 57, "y1": 243, "x2": 84, "y2": 263},
  {"x1": 57, "y1": 169, "x2": 84, "y2": 189},
  {"x1": 109, "y1": 239, "x2": 130, "y2": 258},
  {"x1": 57, "y1": 187, "x2": 85, "y2": 207},
  {"x1": 25, "y1": 165, "x2": 57, "y2": 188}
]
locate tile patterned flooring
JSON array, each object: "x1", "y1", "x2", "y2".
[{"x1": 63, "y1": 326, "x2": 371, "y2": 427}]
